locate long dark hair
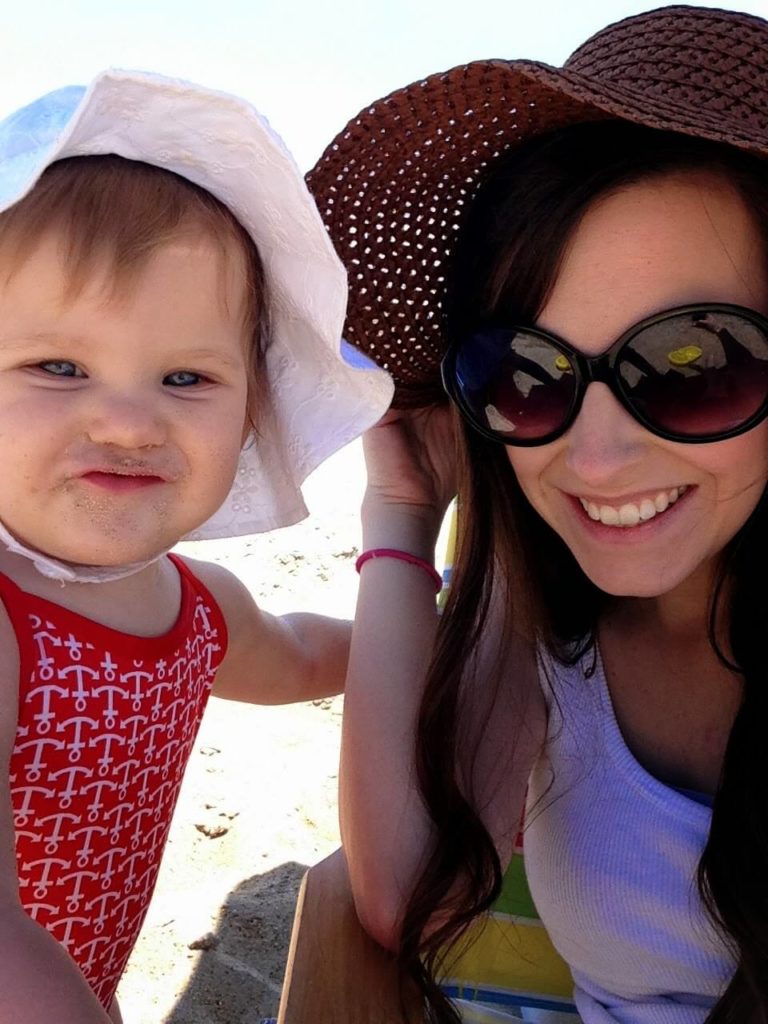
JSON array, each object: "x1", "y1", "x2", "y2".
[{"x1": 397, "y1": 121, "x2": 768, "y2": 1023}]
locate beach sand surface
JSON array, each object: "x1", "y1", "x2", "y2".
[{"x1": 116, "y1": 441, "x2": 366, "y2": 1023}]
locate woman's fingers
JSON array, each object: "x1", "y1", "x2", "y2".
[{"x1": 363, "y1": 404, "x2": 458, "y2": 513}]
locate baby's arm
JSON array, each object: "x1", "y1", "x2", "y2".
[
  {"x1": 0, "y1": 613, "x2": 112, "y2": 1022},
  {"x1": 188, "y1": 559, "x2": 351, "y2": 704}
]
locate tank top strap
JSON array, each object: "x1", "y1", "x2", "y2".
[
  {"x1": 167, "y1": 553, "x2": 228, "y2": 646},
  {"x1": 167, "y1": 552, "x2": 220, "y2": 608}
]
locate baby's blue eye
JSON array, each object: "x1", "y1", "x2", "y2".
[
  {"x1": 39, "y1": 360, "x2": 84, "y2": 377},
  {"x1": 164, "y1": 370, "x2": 203, "y2": 387}
]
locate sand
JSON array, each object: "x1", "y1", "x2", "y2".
[{"x1": 115, "y1": 441, "x2": 367, "y2": 1023}]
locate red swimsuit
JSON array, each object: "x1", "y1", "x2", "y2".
[{"x1": 4, "y1": 554, "x2": 226, "y2": 1008}]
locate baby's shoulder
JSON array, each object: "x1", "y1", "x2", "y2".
[
  {"x1": 174, "y1": 557, "x2": 274, "y2": 699},
  {"x1": 174, "y1": 556, "x2": 260, "y2": 628},
  {"x1": 175, "y1": 554, "x2": 243, "y2": 597}
]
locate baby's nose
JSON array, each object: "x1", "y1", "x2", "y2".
[
  {"x1": 84, "y1": 391, "x2": 166, "y2": 450},
  {"x1": 564, "y1": 383, "x2": 648, "y2": 485}
]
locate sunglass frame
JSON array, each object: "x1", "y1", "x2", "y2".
[{"x1": 441, "y1": 302, "x2": 768, "y2": 447}]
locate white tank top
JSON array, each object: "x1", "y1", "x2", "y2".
[{"x1": 524, "y1": 648, "x2": 734, "y2": 1023}]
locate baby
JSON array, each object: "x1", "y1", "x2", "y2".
[{"x1": 0, "y1": 70, "x2": 392, "y2": 1021}]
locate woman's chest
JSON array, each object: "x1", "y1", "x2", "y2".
[{"x1": 599, "y1": 629, "x2": 741, "y2": 796}]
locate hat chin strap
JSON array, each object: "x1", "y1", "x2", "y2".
[{"x1": 0, "y1": 519, "x2": 169, "y2": 585}]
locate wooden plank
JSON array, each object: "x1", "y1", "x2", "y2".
[{"x1": 278, "y1": 848, "x2": 423, "y2": 1024}]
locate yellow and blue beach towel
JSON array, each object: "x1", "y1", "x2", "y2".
[{"x1": 440, "y1": 828, "x2": 577, "y2": 1021}]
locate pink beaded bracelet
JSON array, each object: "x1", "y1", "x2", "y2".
[{"x1": 355, "y1": 548, "x2": 443, "y2": 594}]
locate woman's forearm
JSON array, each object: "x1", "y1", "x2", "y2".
[{"x1": 340, "y1": 502, "x2": 442, "y2": 950}]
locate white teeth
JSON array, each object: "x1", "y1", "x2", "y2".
[
  {"x1": 618, "y1": 504, "x2": 640, "y2": 526},
  {"x1": 578, "y1": 486, "x2": 687, "y2": 528},
  {"x1": 639, "y1": 499, "x2": 657, "y2": 521},
  {"x1": 599, "y1": 505, "x2": 620, "y2": 525}
]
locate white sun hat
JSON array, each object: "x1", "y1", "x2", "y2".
[{"x1": 0, "y1": 69, "x2": 393, "y2": 539}]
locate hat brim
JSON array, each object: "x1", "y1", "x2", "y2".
[
  {"x1": 0, "y1": 69, "x2": 394, "y2": 537},
  {"x1": 307, "y1": 54, "x2": 768, "y2": 407}
]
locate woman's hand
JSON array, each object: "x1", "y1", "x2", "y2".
[{"x1": 362, "y1": 403, "x2": 458, "y2": 532}]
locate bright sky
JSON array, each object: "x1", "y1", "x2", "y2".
[{"x1": 6, "y1": 0, "x2": 768, "y2": 170}]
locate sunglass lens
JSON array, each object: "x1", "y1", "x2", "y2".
[
  {"x1": 618, "y1": 311, "x2": 768, "y2": 438},
  {"x1": 454, "y1": 329, "x2": 578, "y2": 441}
]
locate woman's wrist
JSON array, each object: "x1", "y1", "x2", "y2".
[
  {"x1": 360, "y1": 495, "x2": 442, "y2": 561},
  {"x1": 356, "y1": 549, "x2": 443, "y2": 593}
]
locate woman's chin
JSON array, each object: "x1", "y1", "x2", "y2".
[{"x1": 575, "y1": 557, "x2": 693, "y2": 600}]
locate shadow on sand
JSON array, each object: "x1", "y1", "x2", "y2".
[{"x1": 165, "y1": 860, "x2": 306, "y2": 1024}]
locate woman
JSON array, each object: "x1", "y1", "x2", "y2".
[{"x1": 309, "y1": 6, "x2": 768, "y2": 1023}]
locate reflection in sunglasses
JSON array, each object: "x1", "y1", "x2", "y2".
[
  {"x1": 485, "y1": 404, "x2": 518, "y2": 433},
  {"x1": 667, "y1": 345, "x2": 703, "y2": 367}
]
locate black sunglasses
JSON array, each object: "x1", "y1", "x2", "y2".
[{"x1": 441, "y1": 303, "x2": 768, "y2": 446}]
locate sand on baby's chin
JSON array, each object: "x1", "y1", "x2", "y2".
[{"x1": 115, "y1": 440, "x2": 365, "y2": 1024}]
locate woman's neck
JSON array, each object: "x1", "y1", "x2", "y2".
[{"x1": 616, "y1": 557, "x2": 727, "y2": 645}]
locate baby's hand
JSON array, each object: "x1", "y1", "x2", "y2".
[{"x1": 362, "y1": 404, "x2": 457, "y2": 536}]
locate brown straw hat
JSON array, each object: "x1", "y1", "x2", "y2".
[{"x1": 307, "y1": 4, "x2": 768, "y2": 407}]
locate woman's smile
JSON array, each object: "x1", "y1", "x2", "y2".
[
  {"x1": 574, "y1": 485, "x2": 688, "y2": 528},
  {"x1": 563, "y1": 485, "x2": 692, "y2": 546}
]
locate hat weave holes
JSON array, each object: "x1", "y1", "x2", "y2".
[{"x1": 308, "y1": 5, "x2": 768, "y2": 405}]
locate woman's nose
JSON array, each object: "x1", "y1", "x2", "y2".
[
  {"x1": 564, "y1": 383, "x2": 648, "y2": 486},
  {"x1": 84, "y1": 389, "x2": 167, "y2": 450}
]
